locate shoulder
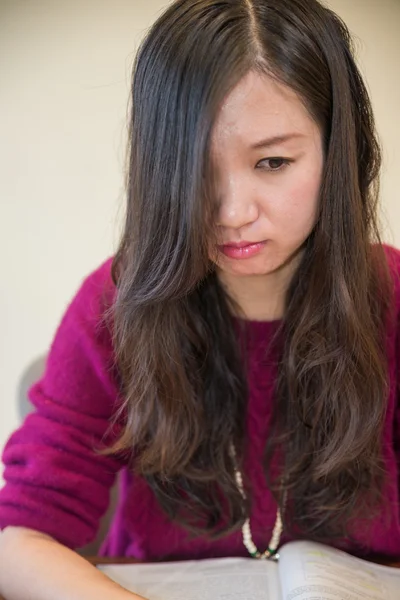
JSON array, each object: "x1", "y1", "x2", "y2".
[
  {"x1": 82, "y1": 256, "x2": 114, "y2": 288},
  {"x1": 381, "y1": 244, "x2": 400, "y2": 306},
  {"x1": 44, "y1": 257, "x2": 118, "y2": 403},
  {"x1": 381, "y1": 243, "x2": 400, "y2": 275},
  {"x1": 71, "y1": 257, "x2": 116, "y2": 316},
  {"x1": 58, "y1": 257, "x2": 117, "y2": 342}
]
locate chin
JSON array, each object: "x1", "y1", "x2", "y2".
[
  {"x1": 216, "y1": 257, "x2": 280, "y2": 278},
  {"x1": 226, "y1": 266, "x2": 275, "y2": 278}
]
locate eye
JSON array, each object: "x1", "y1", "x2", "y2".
[{"x1": 256, "y1": 157, "x2": 291, "y2": 172}]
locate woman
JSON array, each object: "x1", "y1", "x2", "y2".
[{"x1": 0, "y1": 0, "x2": 399, "y2": 598}]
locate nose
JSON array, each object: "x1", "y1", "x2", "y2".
[{"x1": 215, "y1": 173, "x2": 259, "y2": 230}]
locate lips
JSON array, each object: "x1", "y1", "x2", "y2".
[
  {"x1": 222, "y1": 241, "x2": 259, "y2": 248},
  {"x1": 217, "y1": 240, "x2": 267, "y2": 259}
]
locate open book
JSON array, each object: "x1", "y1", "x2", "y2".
[{"x1": 98, "y1": 540, "x2": 400, "y2": 600}]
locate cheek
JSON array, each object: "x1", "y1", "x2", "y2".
[{"x1": 271, "y1": 171, "x2": 321, "y2": 232}]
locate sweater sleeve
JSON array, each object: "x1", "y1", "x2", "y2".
[{"x1": 0, "y1": 258, "x2": 126, "y2": 549}]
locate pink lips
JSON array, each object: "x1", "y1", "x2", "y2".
[{"x1": 217, "y1": 240, "x2": 267, "y2": 259}]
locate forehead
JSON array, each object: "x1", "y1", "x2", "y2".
[{"x1": 211, "y1": 70, "x2": 317, "y2": 151}]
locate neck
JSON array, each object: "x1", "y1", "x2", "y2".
[
  {"x1": 217, "y1": 252, "x2": 302, "y2": 322},
  {"x1": 218, "y1": 273, "x2": 285, "y2": 321}
]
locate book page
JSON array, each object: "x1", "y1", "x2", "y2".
[
  {"x1": 98, "y1": 556, "x2": 282, "y2": 600},
  {"x1": 278, "y1": 540, "x2": 400, "y2": 600}
]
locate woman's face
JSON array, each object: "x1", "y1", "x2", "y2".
[{"x1": 209, "y1": 70, "x2": 324, "y2": 280}]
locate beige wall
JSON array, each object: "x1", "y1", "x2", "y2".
[
  {"x1": 324, "y1": 0, "x2": 400, "y2": 241},
  {"x1": 1, "y1": 0, "x2": 399, "y2": 473}
]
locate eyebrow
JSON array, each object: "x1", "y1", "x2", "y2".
[{"x1": 251, "y1": 132, "x2": 306, "y2": 149}]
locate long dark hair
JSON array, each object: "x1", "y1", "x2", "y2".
[{"x1": 103, "y1": 0, "x2": 393, "y2": 542}]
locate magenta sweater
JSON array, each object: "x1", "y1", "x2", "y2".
[{"x1": 1, "y1": 246, "x2": 400, "y2": 561}]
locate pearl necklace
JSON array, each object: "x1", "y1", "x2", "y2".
[{"x1": 231, "y1": 445, "x2": 283, "y2": 560}]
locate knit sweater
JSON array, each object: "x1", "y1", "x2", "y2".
[{"x1": 1, "y1": 246, "x2": 400, "y2": 561}]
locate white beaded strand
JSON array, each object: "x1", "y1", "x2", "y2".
[{"x1": 231, "y1": 444, "x2": 283, "y2": 560}]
